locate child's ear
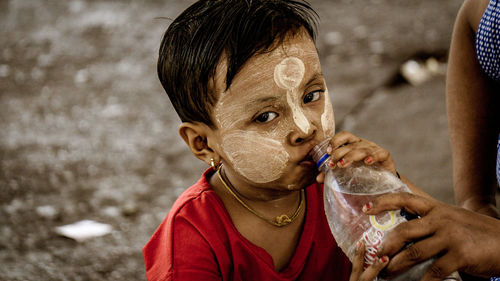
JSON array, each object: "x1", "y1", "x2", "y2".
[{"x1": 178, "y1": 122, "x2": 217, "y2": 165}]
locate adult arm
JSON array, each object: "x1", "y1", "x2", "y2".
[
  {"x1": 363, "y1": 192, "x2": 500, "y2": 281},
  {"x1": 446, "y1": 0, "x2": 500, "y2": 218}
]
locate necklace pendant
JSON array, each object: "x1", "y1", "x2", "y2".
[{"x1": 275, "y1": 214, "x2": 292, "y2": 226}]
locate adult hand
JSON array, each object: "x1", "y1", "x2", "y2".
[{"x1": 363, "y1": 192, "x2": 500, "y2": 281}]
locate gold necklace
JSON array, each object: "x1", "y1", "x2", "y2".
[{"x1": 217, "y1": 165, "x2": 305, "y2": 227}]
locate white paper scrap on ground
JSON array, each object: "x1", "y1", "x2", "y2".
[{"x1": 55, "y1": 220, "x2": 112, "y2": 242}]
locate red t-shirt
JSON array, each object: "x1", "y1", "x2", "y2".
[{"x1": 143, "y1": 168, "x2": 351, "y2": 281}]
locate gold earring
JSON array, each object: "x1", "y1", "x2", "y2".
[{"x1": 210, "y1": 158, "x2": 216, "y2": 170}]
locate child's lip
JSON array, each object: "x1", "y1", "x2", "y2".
[
  {"x1": 299, "y1": 160, "x2": 315, "y2": 167},
  {"x1": 297, "y1": 142, "x2": 320, "y2": 166},
  {"x1": 298, "y1": 155, "x2": 315, "y2": 166}
]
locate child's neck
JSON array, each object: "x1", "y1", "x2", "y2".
[{"x1": 214, "y1": 165, "x2": 299, "y2": 205}]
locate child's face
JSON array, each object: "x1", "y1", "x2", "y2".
[{"x1": 212, "y1": 30, "x2": 335, "y2": 190}]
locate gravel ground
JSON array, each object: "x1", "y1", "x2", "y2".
[{"x1": 0, "y1": 0, "x2": 463, "y2": 280}]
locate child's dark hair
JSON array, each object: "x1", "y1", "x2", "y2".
[{"x1": 158, "y1": 0, "x2": 319, "y2": 127}]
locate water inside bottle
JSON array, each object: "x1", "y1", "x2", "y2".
[{"x1": 326, "y1": 188, "x2": 403, "y2": 225}]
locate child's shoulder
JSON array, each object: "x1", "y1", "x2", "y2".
[
  {"x1": 168, "y1": 168, "x2": 220, "y2": 218},
  {"x1": 143, "y1": 168, "x2": 223, "y2": 254},
  {"x1": 143, "y1": 169, "x2": 223, "y2": 280}
]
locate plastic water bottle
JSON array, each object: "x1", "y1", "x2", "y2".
[{"x1": 310, "y1": 139, "x2": 461, "y2": 281}]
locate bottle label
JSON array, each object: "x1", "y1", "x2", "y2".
[
  {"x1": 362, "y1": 211, "x2": 398, "y2": 268},
  {"x1": 369, "y1": 210, "x2": 397, "y2": 231},
  {"x1": 362, "y1": 228, "x2": 384, "y2": 268}
]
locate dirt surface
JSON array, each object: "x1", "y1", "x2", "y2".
[{"x1": 1, "y1": 0, "x2": 466, "y2": 280}]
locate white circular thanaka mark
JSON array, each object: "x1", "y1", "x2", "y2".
[
  {"x1": 274, "y1": 57, "x2": 311, "y2": 134},
  {"x1": 222, "y1": 131, "x2": 289, "y2": 184},
  {"x1": 274, "y1": 57, "x2": 305, "y2": 90}
]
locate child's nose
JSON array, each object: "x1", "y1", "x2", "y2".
[{"x1": 289, "y1": 126, "x2": 316, "y2": 146}]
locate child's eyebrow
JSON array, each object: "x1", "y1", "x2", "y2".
[
  {"x1": 247, "y1": 96, "x2": 280, "y2": 108},
  {"x1": 242, "y1": 72, "x2": 324, "y2": 108},
  {"x1": 303, "y1": 73, "x2": 325, "y2": 88}
]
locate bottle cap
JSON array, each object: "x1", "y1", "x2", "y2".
[{"x1": 309, "y1": 138, "x2": 332, "y2": 170}]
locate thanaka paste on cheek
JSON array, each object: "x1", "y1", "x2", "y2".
[
  {"x1": 221, "y1": 131, "x2": 289, "y2": 183},
  {"x1": 274, "y1": 57, "x2": 311, "y2": 134}
]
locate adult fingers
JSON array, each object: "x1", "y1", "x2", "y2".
[
  {"x1": 377, "y1": 217, "x2": 436, "y2": 258},
  {"x1": 382, "y1": 236, "x2": 443, "y2": 277},
  {"x1": 363, "y1": 192, "x2": 435, "y2": 217},
  {"x1": 420, "y1": 253, "x2": 458, "y2": 281}
]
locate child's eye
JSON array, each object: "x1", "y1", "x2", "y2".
[
  {"x1": 255, "y1": 112, "x2": 278, "y2": 123},
  {"x1": 303, "y1": 90, "x2": 322, "y2": 104}
]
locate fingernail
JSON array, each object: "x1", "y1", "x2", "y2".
[
  {"x1": 365, "y1": 156, "x2": 373, "y2": 164},
  {"x1": 338, "y1": 159, "x2": 345, "y2": 166},
  {"x1": 327, "y1": 160, "x2": 335, "y2": 168},
  {"x1": 356, "y1": 241, "x2": 362, "y2": 251},
  {"x1": 362, "y1": 202, "x2": 372, "y2": 212},
  {"x1": 380, "y1": 256, "x2": 389, "y2": 263},
  {"x1": 327, "y1": 145, "x2": 332, "y2": 154}
]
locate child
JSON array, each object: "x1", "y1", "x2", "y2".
[{"x1": 143, "y1": 0, "x2": 407, "y2": 280}]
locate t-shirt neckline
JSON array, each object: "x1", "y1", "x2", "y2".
[{"x1": 201, "y1": 168, "x2": 317, "y2": 278}]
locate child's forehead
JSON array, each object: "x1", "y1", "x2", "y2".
[{"x1": 214, "y1": 33, "x2": 320, "y2": 100}]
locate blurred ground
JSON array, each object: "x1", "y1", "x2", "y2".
[{"x1": 1, "y1": 0, "x2": 489, "y2": 280}]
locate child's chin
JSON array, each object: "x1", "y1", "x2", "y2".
[{"x1": 285, "y1": 170, "x2": 316, "y2": 190}]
